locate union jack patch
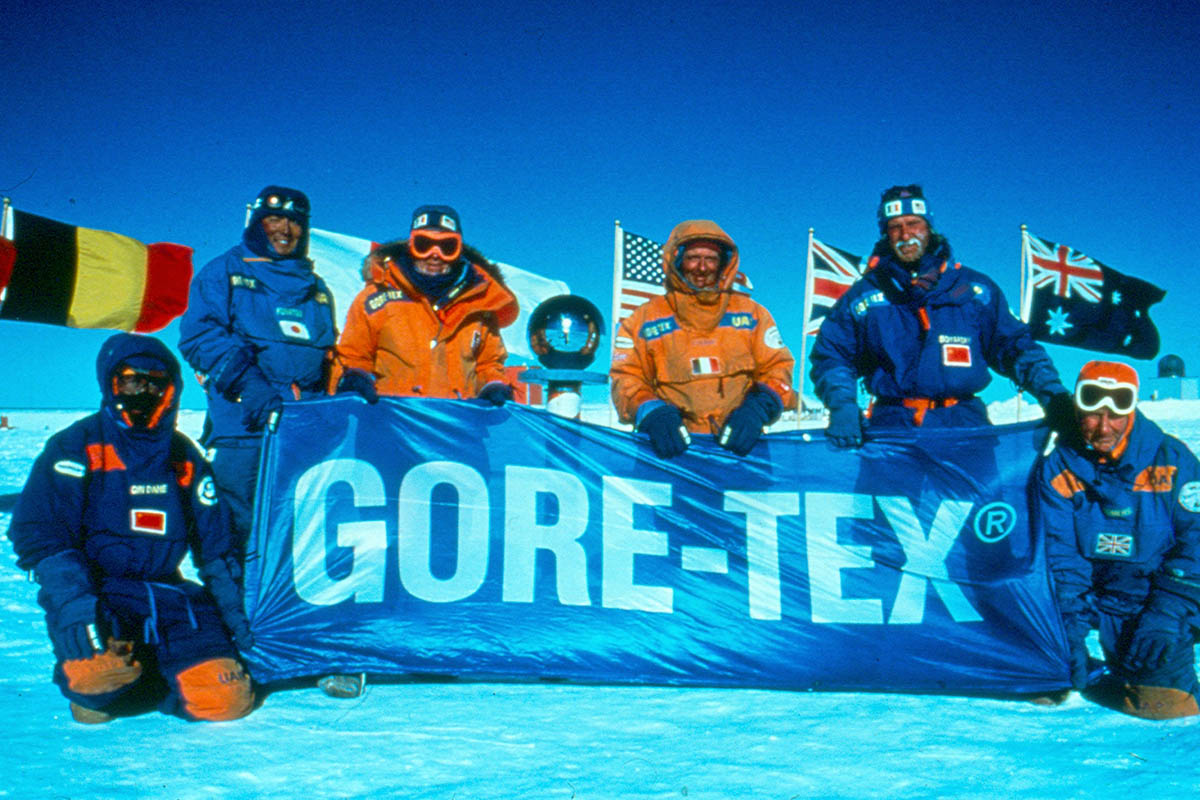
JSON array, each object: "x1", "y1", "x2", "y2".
[{"x1": 1095, "y1": 533, "x2": 1133, "y2": 557}]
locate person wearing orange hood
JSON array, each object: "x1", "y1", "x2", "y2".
[
  {"x1": 610, "y1": 220, "x2": 797, "y2": 457},
  {"x1": 1038, "y1": 361, "x2": 1200, "y2": 718},
  {"x1": 336, "y1": 205, "x2": 519, "y2": 404}
]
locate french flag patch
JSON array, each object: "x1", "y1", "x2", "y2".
[
  {"x1": 942, "y1": 344, "x2": 972, "y2": 367},
  {"x1": 691, "y1": 357, "x2": 721, "y2": 375},
  {"x1": 130, "y1": 509, "x2": 167, "y2": 536}
]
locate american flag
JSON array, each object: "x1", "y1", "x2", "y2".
[
  {"x1": 1095, "y1": 533, "x2": 1133, "y2": 556},
  {"x1": 806, "y1": 238, "x2": 864, "y2": 335},
  {"x1": 1025, "y1": 232, "x2": 1105, "y2": 303},
  {"x1": 615, "y1": 229, "x2": 666, "y2": 321}
]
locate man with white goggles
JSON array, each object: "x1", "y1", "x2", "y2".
[{"x1": 1074, "y1": 376, "x2": 1138, "y2": 416}]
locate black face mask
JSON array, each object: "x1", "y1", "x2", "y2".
[{"x1": 116, "y1": 391, "x2": 159, "y2": 427}]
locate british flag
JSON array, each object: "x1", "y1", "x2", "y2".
[
  {"x1": 1096, "y1": 533, "x2": 1134, "y2": 556},
  {"x1": 806, "y1": 238, "x2": 864, "y2": 335},
  {"x1": 1025, "y1": 232, "x2": 1105, "y2": 302}
]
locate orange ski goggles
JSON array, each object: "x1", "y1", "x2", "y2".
[{"x1": 409, "y1": 231, "x2": 462, "y2": 261}]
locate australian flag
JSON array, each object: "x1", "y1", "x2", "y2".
[{"x1": 1022, "y1": 230, "x2": 1165, "y2": 359}]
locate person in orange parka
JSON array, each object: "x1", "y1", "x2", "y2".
[
  {"x1": 335, "y1": 205, "x2": 519, "y2": 403},
  {"x1": 610, "y1": 219, "x2": 797, "y2": 458}
]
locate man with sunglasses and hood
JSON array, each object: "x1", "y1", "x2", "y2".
[
  {"x1": 7, "y1": 333, "x2": 254, "y2": 723},
  {"x1": 1037, "y1": 360, "x2": 1200, "y2": 719},
  {"x1": 335, "y1": 205, "x2": 518, "y2": 404},
  {"x1": 810, "y1": 185, "x2": 1071, "y2": 447},
  {"x1": 610, "y1": 220, "x2": 797, "y2": 458},
  {"x1": 178, "y1": 186, "x2": 337, "y2": 548}
]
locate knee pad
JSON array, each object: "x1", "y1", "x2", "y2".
[
  {"x1": 61, "y1": 639, "x2": 142, "y2": 696},
  {"x1": 1122, "y1": 684, "x2": 1200, "y2": 720},
  {"x1": 175, "y1": 658, "x2": 254, "y2": 722}
]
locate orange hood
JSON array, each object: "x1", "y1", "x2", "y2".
[{"x1": 663, "y1": 220, "x2": 741, "y2": 295}]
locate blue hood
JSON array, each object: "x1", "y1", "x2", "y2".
[{"x1": 95, "y1": 332, "x2": 182, "y2": 435}]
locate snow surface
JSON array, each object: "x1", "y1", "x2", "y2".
[{"x1": 4, "y1": 405, "x2": 1200, "y2": 799}]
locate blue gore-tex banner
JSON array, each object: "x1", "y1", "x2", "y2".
[{"x1": 242, "y1": 396, "x2": 1070, "y2": 694}]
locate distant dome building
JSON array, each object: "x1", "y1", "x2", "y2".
[
  {"x1": 1159, "y1": 354, "x2": 1186, "y2": 378},
  {"x1": 1147, "y1": 353, "x2": 1197, "y2": 400}
]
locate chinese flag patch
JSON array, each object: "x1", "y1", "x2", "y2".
[
  {"x1": 130, "y1": 509, "x2": 167, "y2": 535},
  {"x1": 942, "y1": 344, "x2": 972, "y2": 367}
]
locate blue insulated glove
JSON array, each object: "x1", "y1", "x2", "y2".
[
  {"x1": 53, "y1": 598, "x2": 103, "y2": 662},
  {"x1": 337, "y1": 368, "x2": 379, "y2": 404},
  {"x1": 237, "y1": 368, "x2": 283, "y2": 431},
  {"x1": 826, "y1": 404, "x2": 863, "y2": 449},
  {"x1": 1042, "y1": 391, "x2": 1077, "y2": 437},
  {"x1": 1123, "y1": 601, "x2": 1186, "y2": 674},
  {"x1": 719, "y1": 388, "x2": 782, "y2": 456},
  {"x1": 638, "y1": 404, "x2": 691, "y2": 459},
  {"x1": 33, "y1": 551, "x2": 102, "y2": 661},
  {"x1": 477, "y1": 382, "x2": 514, "y2": 406}
]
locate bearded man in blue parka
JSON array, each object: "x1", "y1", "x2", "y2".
[
  {"x1": 178, "y1": 186, "x2": 337, "y2": 549},
  {"x1": 810, "y1": 185, "x2": 1072, "y2": 447},
  {"x1": 7, "y1": 333, "x2": 254, "y2": 723}
]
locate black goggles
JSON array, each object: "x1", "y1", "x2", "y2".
[
  {"x1": 1075, "y1": 380, "x2": 1137, "y2": 415},
  {"x1": 252, "y1": 194, "x2": 310, "y2": 215},
  {"x1": 114, "y1": 366, "x2": 171, "y2": 395}
]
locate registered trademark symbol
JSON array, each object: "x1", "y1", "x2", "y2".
[{"x1": 973, "y1": 501, "x2": 1017, "y2": 543}]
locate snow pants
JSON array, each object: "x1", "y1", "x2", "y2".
[
  {"x1": 206, "y1": 441, "x2": 262, "y2": 553},
  {"x1": 54, "y1": 578, "x2": 252, "y2": 722}
]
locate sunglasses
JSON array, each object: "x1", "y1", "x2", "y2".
[
  {"x1": 114, "y1": 366, "x2": 171, "y2": 396},
  {"x1": 1075, "y1": 379, "x2": 1137, "y2": 415},
  {"x1": 409, "y1": 231, "x2": 463, "y2": 261},
  {"x1": 252, "y1": 194, "x2": 310, "y2": 215}
]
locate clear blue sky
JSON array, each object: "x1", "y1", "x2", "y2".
[{"x1": 2, "y1": 0, "x2": 1196, "y2": 409}]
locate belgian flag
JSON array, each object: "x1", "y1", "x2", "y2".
[{"x1": 0, "y1": 209, "x2": 192, "y2": 332}]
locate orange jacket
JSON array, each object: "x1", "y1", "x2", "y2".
[
  {"x1": 337, "y1": 246, "x2": 518, "y2": 398},
  {"x1": 610, "y1": 220, "x2": 797, "y2": 433}
]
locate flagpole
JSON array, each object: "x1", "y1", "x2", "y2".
[
  {"x1": 798, "y1": 227, "x2": 817, "y2": 426},
  {"x1": 1016, "y1": 224, "x2": 1030, "y2": 422},
  {"x1": 244, "y1": 203, "x2": 253, "y2": 228},
  {"x1": 608, "y1": 220, "x2": 624, "y2": 428},
  {"x1": 1, "y1": 197, "x2": 10, "y2": 239}
]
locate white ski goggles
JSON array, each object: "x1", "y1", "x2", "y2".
[{"x1": 1074, "y1": 378, "x2": 1137, "y2": 415}]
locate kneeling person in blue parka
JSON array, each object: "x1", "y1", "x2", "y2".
[
  {"x1": 1038, "y1": 360, "x2": 1200, "y2": 719},
  {"x1": 7, "y1": 333, "x2": 254, "y2": 723}
]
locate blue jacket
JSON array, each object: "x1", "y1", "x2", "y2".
[
  {"x1": 809, "y1": 237, "x2": 1065, "y2": 426},
  {"x1": 7, "y1": 334, "x2": 245, "y2": 659},
  {"x1": 1037, "y1": 412, "x2": 1200, "y2": 629},
  {"x1": 178, "y1": 241, "x2": 337, "y2": 444}
]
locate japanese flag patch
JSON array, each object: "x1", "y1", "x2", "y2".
[
  {"x1": 691, "y1": 357, "x2": 721, "y2": 375},
  {"x1": 942, "y1": 344, "x2": 972, "y2": 367},
  {"x1": 279, "y1": 320, "x2": 311, "y2": 340},
  {"x1": 130, "y1": 509, "x2": 167, "y2": 536}
]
